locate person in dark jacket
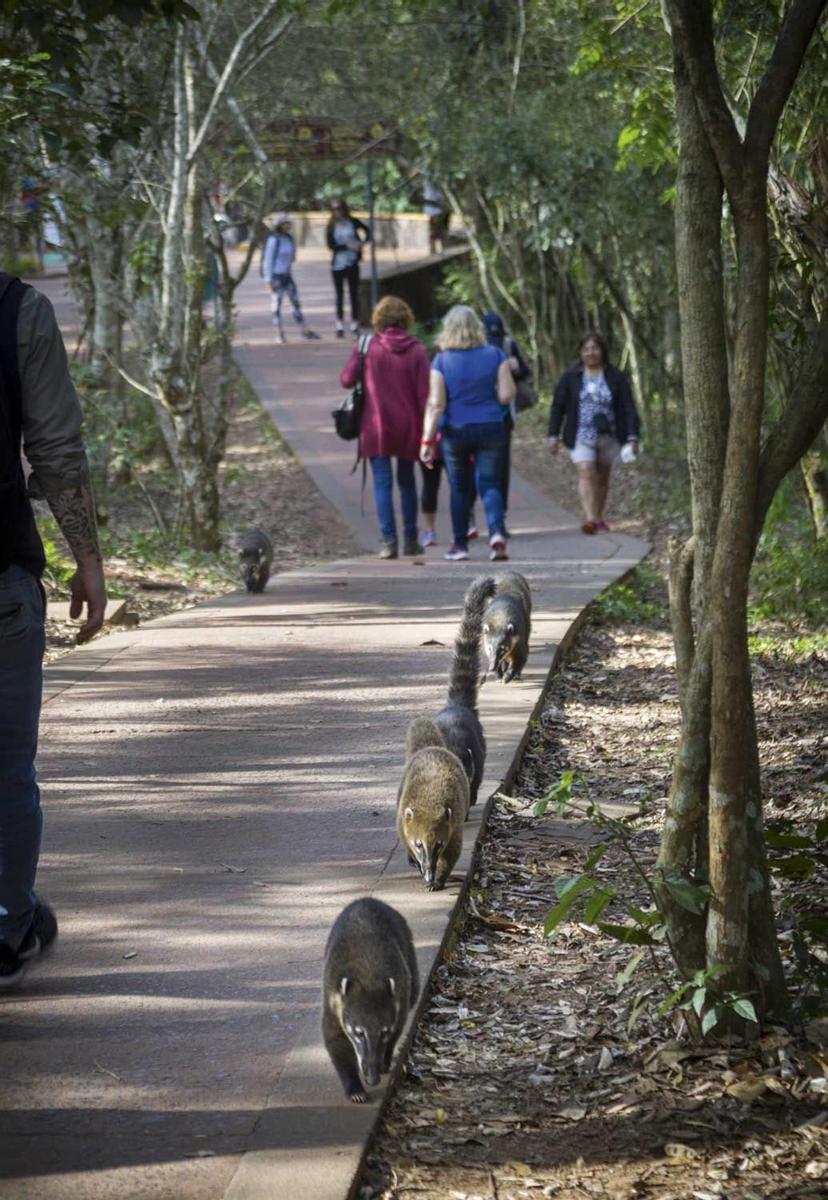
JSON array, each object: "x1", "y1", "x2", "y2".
[
  {"x1": 482, "y1": 311, "x2": 530, "y2": 528},
  {"x1": 340, "y1": 295, "x2": 430, "y2": 558},
  {"x1": 326, "y1": 197, "x2": 371, "y2": 338},
  {"x1": 0, "y1": 273, "x2": 106, "y2": 990},
  {"x1": 547, "y1": 332, "x2": 640, "y2": 534}
]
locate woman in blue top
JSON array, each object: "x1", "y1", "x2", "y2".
[{"x1": 420, "y1": 306, "x2": 515, "y2": 561}]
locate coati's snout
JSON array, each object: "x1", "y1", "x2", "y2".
[
  {"x1": 483, "y1": 619, "x2": 515, "y2": 674},
  {"x1": 340, "y1": 977, "x2": 398, "y2": 1088},
  {"x1": 403, "y1": 805, "x2": 449, "y2": 890},
  {"x1": 241, "y1": 549, "x2": 267, "y2": 593}
]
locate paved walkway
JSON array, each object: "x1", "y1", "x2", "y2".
[{"x1": 1, "y1": 258, "x2": 648, "y2": 1200}]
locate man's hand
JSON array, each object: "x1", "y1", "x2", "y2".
[
  {"x1": 420, "y1": 441, "x2": 436, "y2": 467},
  {"x1": 70, "y1": 560, "x2": 107, "y2": 643},
  {"x1": 547, "y1": 437, "x2": 560, "y2": 457}
]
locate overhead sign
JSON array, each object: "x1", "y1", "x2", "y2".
[{"x1": 260, "y1": 119, "x2": 398, "y2": 162}]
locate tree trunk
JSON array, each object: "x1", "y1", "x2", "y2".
[{"x1": 655, "y1": 36, "x2": 729, "y2": 975}]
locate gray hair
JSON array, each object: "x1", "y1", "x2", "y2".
[{"x1": 437, "y1": 305, "x2": 485, "y2": 351}]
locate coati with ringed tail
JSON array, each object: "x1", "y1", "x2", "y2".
[
  {"x1": 434, "y1": 575, "x2": 496, "y2": 805},
  {"x1": 397, "y1": 717, "x2": 469, "y2": 891},
  {"x1": 482, "y1": 570, "x2": 532, "y2": 683},
  {"x1": 322, "y1": 897, "x2": 419, "y2": 1103}
]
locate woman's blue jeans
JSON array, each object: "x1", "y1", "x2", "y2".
[
  {"x1": 441, "y1": 421, "x2": 507, "y2": 549},
  {"x1": 0, "y1": 565, "x2": 45, "y2": 949},
  {"x1": 370, "y1": 457, "x2": 418, "y2": 544}
]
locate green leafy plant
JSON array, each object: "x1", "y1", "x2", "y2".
[
  {"x1": 591, "y1": 562, "x2": 667, "y2": 625},
  {"x1": 536, "y1": 772, "x2": 763, "y2": 1039}
]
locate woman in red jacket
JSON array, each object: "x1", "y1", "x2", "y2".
[{"x1": 340, "y1": 296, "x2": 430, "y2": 558}]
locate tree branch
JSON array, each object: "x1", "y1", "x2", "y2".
[
  {"x1": 187, "y1": 0, "x2": 284, "y2": 166},
  {"x1": 664, "y1": 0, "x2": 744, "y2": 197},
  {"x1": 745, "y1": 0, "x2": 827, "y2": 164},
  {"x1": 668, "y1": 535, "x2": 696, "y2": 706},
  {"x1": 755, "y1": 309, "x2": 828, "y2": 533}
]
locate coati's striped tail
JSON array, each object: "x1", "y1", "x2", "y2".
[{"x1": 447, "y1": 576, "x2": 496, "y2": 711}]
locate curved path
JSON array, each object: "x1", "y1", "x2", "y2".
[{"x1": 0, "y1": 258, "x2": 648, "y2": 1200}]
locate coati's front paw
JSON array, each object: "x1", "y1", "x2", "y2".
[{"x1": 348, "y1": 1088, "x2": 368, "y2": 1104}]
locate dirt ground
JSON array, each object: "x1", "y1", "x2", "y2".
[{"x1": 361, "y1": 596, "x2": 828, "y2": 1200}]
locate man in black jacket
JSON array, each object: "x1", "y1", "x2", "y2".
[{"x1": 0, "y1": 272, "x2": 106, "y2": 989}]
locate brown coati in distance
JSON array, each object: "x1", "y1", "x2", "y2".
[
  {"x1": 239, "y1": 528, "x2": 273, "y2": 593},
  {"x1": 433, "y1": 575, "x2": 496, "y2": 805},
  {"x1": 482, "y1": 570, "x2": 532, "y2": 683},
  {"x1": 322, "y1": 897, "x2": 419, "y2": 1103},
  {"x1": 397, "y1": 717, "x2": 469, "y2": 891}
]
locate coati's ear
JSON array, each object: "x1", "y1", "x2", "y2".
[
  {"x1": 340, "y1": 976, "x2": 351, "y2": 997},
  {"x1": 388, "y1": 976, "x2": 396, "y2": 996},
  {"x1": 404, "y1": 806, "x2": 414, "y2": 823},
  {"x1": 507, "y1": 621, "x2": 515, "y2": 635}
]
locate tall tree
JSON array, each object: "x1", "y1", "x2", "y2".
[{"x1": 656, "y1": 0, "x2": 828, "y2": 1021}]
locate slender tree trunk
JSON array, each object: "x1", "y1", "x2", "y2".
[{"x1": 655, "y1": 38, "x2": 729, "y2": 973}]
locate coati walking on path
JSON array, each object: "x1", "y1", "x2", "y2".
[
  {"x1": 482, "y1": 570, "x2": 532, "y2": 683},
  {"x1": 322, "y1": 898, "x2": 419, "y2": 1103},
  {"x1": 239, "y1": 528, "x2": 273, "y2": 593},
  {"x1": 434, "y1": 575, "x2": 496, "y2": 805},
  {"x1": 397, "y1": 717, "x2": 469, "y2": 891}
]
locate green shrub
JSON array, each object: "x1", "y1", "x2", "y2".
[{"x1": 750, "y1": 475, "x2": 827, "y2": 626}]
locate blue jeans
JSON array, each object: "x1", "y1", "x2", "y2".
[
  {"x1": 370, "y1": 457, "x2": 418, "y2": 544},
  {"x1": 0, "y1": 565, "x2": 45, "y2": 949},
  {"x1": 441, "y1": 422, "x2": 507, "y2": 549}
]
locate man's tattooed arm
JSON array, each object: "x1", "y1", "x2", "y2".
[
  {"x1": 44, "y1": 477, "x2": 107, "y2": 643},
  {"x1": 44, "y1": 477, "x2": 102, "y2": 565}
]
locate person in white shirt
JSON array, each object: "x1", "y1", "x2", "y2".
[{"x1": 325, "y1": 198, "x2": 371, "y2": 338}]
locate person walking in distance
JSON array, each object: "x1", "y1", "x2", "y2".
[
  {"x1": 327, "y1": 197, "x2": 371, "y2": 338},
  {"x1": 547, "y1": 332, "x2": 640, "y2": 533},
  {"x1": 260, "y1": 212, "x2": 319, "y2": 343},
  {"x1": 481, "y1": 311, "x2": 531, "y2": 534},
  {"x1": 0, "y1": 272, "x2": 107, "y2": 989},
  {"x1": 420, "y1": 305, "x2": 515, "y2": 562},
  {"x1": 339, "y1": 296, "x2": 430, "y2": 558}
]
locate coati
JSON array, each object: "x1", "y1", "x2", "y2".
[
  {"x1": 482, "y1": 570, "x2": 532, "y2": 683},
  {"x1": 434, "y1": 575, "x2": 496, "y2": 806},
  {"x1": 397, "y1": 716, "x2": 470, "y2": 891},
  {"x1": 239, "y1": 528, "x2": 273, "y2": 593},
  {"x1": 322, "y1": 897, "x2": 419, "y2": 1104}
]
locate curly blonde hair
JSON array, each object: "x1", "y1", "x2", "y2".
[
  {"x1": 372, "y1": 295, "x2": 414, "y2": 331},
  {"x1": 437, "y1": 305, "x2": 485, "y2": 350}
]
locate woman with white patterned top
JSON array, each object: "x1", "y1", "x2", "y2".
[{"x1": 547, "y1": 332, "x2": 640, "y2": 534}]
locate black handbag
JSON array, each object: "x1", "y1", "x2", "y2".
[{"x1": 333, "y1": 334, "x2": 372, "y2": 441}]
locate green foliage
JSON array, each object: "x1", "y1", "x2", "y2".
[
  {"x1": 592, "y1": 561, "x2": 667, "y2": 625},
  {"x1": 750, "y1": 475, "x2": 828, "y2": 625},
  {"x1": 39, "y1": 529, "x2": 75, "y2": 591}
]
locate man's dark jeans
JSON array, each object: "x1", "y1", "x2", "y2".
[
  {"x1": 441, "y1": 420, "x2": 507, "y2": 549},
  {"x1": 0, "y1": 565, "x2": 44, "y2": 949}
]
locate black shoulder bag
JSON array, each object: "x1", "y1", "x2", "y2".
[{"x1": 332, "y1": 334, "x2": 372, "y2": 441}]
